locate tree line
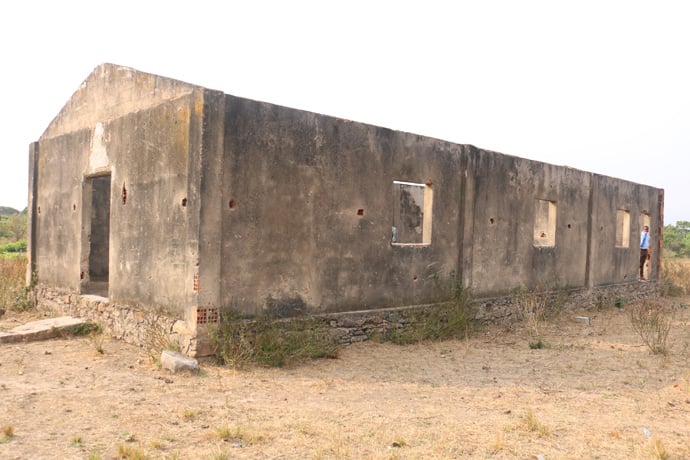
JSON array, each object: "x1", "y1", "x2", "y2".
[
  {"x1": 663, "y1": 221, "x2": 690, "y2": 258},
  {"x1": 0, "y1": 210, "x2": 27, "y2": 244}
]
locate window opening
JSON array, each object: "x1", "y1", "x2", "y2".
[
  {"x1": 533, "y1": 199, "x2": 556, "y2": 247},
  {"x1": 615, "y1": 209, "x2": 630, "y2": 247},
  {"x1": 392, "y1": 180, "x2": 433, "y2": 245}
]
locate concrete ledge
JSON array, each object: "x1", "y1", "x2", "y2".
[{"x1": 0, "y1": 316, "x2": 87, "y2": 344}]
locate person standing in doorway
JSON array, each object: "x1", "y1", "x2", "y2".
[{"x1": 640, "y1": 225, "x2": 650, "y2": 280}]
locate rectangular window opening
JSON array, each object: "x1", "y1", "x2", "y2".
[
  {"x1": 533, "y1": 199, "x2": 556, "y2": 247},
  {"x1": 392, "y1": 180, "x2": 433, "y2": 245},
  {"x1": 615, "y1": 209, "x2": 631, "y2": 247}
]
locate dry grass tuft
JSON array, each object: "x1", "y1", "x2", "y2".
[
  {"x1": 116, "y1": 444, "x2": 148, "y2": 460},
  {"x1": 2, "y1": 424, "x2": 14, "y2": 438},
  {"x1": 660, "y1": 259, "x2": 690, "y2": 297},
  {"x1": 143, "y1": 318, "x2": 179, "y2": 363},
  {"x1": 649, "y1": 436, "x2": 670, "y2": 460},
  {"x1": 521, "y1": 408, "x2": 550, "y2": 436},
  {"x1": 0, "y1": 257, "x2": 32, "y2": 312},
  {"x1": 181, "y1": 408, "x2": 197, "y2": 422},
  {"x1": 512, "y1": 285, "x2": 563, "y2": 346}
]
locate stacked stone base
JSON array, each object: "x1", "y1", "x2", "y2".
[
  {"x1": 34, "y1": 286, "x2": 200, "y2": 356},
  {"x1": 34, "y1": 281, "x2": 658, "y2": 356}
]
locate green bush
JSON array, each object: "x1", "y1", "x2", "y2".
[{"x1": 0, "y1": 240, "x2": 26, "y2": 254}]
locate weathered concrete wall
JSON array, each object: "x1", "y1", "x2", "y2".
[
  {"x1": 41, "y1": 64, "x2": 195, "y2": 140},
  {"x1": 32, "y1": 129, "x2": 92, "y2": 290},
  {"x1": 462, "y1": 150, "x2": 592, "y2": 295},
  {"x1": 30, "y1": 70, "x2": 213, "y2": 318},
  {"x1": 220, "y1": 96, "x2": 464, "y2": 316},
  {"x1": 588, "y1": 174, "x2": 663, "y2": 285},
  {"x1": 216, "y1": 95, "x2": 663, "y2": 317},
  {"x1": 106, "y1": 95, "x2": 198, "y2": 315},
  {"x1": 29, "y1": 64, "x2": 665, "y2": 353}
]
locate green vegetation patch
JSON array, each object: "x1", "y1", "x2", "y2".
[
  {"x1": 380, "y1": 281, "x2": 477, "y2": 345},
  {"x1": 210, "y1": 312, "x2": 339, "y2": 368}
]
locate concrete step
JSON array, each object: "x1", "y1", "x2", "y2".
[{"x1": 0, "y1": 316, "x2": 87, "y2": 344}]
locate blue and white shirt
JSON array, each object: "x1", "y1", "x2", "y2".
[{"x1": 640, "y1": 231, "x2": 650, "y2": 250}]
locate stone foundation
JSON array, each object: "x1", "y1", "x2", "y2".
[
  {"x1": 35, "y1": 281, "x2": 658, "y2": 356},
  {"x1": 309, "y1": 281, "x2": 659, "y2": 345},
  {"x1": 34, "y1": 286, "x2": 200, "y2": 356}
]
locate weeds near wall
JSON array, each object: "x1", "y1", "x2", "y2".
[
  {"x1": 382, "y1": 272, "x2": 476, "y2": 345},
  {"x1": 72, "y1": 322, "x2": 104, "y2": 354},
  {"x1": 143, "y1": 318, "x2": 179, "y2": 363},
  {"x1": 659, "y1": 259, "x2": 690, "y2": 297},
  {"x1": 0, "y1": 257, "x2": 34, "y2": 312},
  {"x1": 209, "y1": 312, "x2": 339, "y2": 369},
  {"x1": 628, "y1": 300, "x2": 674, "y2": 355},
  {"x1": 512, "y1": 285, "x2": 563, "y2": 348}
]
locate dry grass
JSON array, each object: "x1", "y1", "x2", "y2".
[
  {"x1": 210, "y1": 314, "x2": 339, "y2": 368},
  {"x1": 0, "y1": 256, "x2": 31, "y2": 312},
  {"x1": 512, "y1": 285, "x2": 565, "y2": 348},
  {"x1": 116, "y1": 444, "x2": 148, "y2": 460},
  {"x1": 660, "y1": 258, "x2": 690, "y2": 297},
  {"x1": 1, "y1": 425, "x2": 14, "y2": 439},
  {"x1": 2, "y1": 297, "x2": 690, "y2": 459}
]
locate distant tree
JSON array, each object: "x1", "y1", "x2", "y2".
[
  {"x1": 0, "y1": 206, "x2": 19, "y2": 216},
  {"x1": 0, "y1": 212, "x2": 27, "y2": 242},
  {"x1": 664, "y1": 221, "x2": 690, "y2": 257},
  {"x1": 9, "y1": 214, "x2": 26, "y2": 241}
]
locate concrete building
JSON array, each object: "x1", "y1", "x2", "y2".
[{"x1": 28, "y1": 64, "x2": 663, "y2": 355}]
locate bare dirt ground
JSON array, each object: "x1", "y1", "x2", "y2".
[{"x1": 1, "y1": 299, "x2": 690, "y2": 460}]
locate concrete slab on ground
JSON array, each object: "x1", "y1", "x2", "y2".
[{"x1": 0, "y1": 316, "x2": 87, "y2": 344}]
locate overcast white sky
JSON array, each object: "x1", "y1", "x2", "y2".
[{"x1": 2, "y1": 1, "x2": 688, "y2": 225}]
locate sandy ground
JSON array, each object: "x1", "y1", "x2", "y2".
[{"x1": 1, "y1": 299, "x2": 689, "y2": 460}]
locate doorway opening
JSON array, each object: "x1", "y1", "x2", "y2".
[
  {"x1": 639, "y1": 212, "x2": 651, "y2": 280},
  {"x1": 82, "y1": 175, "x2": 111, "y2": 296}
]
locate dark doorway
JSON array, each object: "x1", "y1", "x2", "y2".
[{"x1": 83, "y1": 175, "x2": 111, "y2": 296}]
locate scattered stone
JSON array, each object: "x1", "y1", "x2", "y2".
[{"x1": 160, "y1": 350, "x2": 199, "y2": 374}]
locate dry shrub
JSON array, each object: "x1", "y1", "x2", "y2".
[
  {"x1": 0, "y1": 256, "x2": 32, "y2": 311},
  {"x1": 210, "y1": 313, "x2": 339, "y2": 368},
  {"x1": 381, "y1": 283, "x2": 476, "y2": 345},
  {"x1": 521, "y1": 408, "x2": 550, "y2": 436},
  {"x1": 649, "y1": 436, "x2": 670, "y2": 460},
  {"x1": 2, "y1": 424, "x2": 14, "y2": 438},
  {"x1": 143, "y1": 318, "x2": 179, "y2": 363},
  {"x1": 660, "y1": 259, "x2": 690, "y2": 297},
  {"x1": 116, "y1": 444, "x2": 148, "y2": 460},
  {"x1": 628, "y1": 300, "x2": 674, "y2": 355}
]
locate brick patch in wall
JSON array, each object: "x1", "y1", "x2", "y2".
[{"x1": 196, "y1": 306, "x2": 219, "y2": 325}]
